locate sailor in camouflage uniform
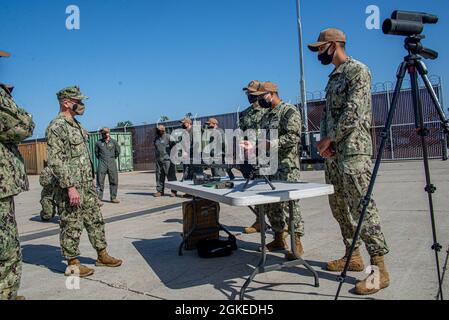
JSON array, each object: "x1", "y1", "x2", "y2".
[
  {"x1": 46, "y1": 86, "x2": 122, "y2": 278},
  {"x1": 309, "y1": 28, "x2": 390, "y2": 295},
  {"x1": 0, "y1": 49, "x2": 35, "y2": 300},
  {"x1": 239, "y1": 80, "x2": 267, "y2": 234},
  {"x1": 243, "y1": 82, "x2": 304, "y2": 261},
  {"x1": 39, "y1": 166, "x2": 59, "y2": 222}
]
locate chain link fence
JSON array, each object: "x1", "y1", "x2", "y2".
[{"x1": 303, "y1": 76, "x2": 447, "y2": 160}]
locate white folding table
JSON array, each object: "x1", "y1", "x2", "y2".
[{"x1": 166, "y1": 178, "x2": 334, "y2": 300}]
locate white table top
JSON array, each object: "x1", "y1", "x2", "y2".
[{"x1": 166, "y1": 178, "x2": 334, "y2": 207}]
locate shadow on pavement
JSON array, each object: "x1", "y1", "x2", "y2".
[
  {"x1": 132, "y1": 231, "x2": 356, "y2": 300},
  {"x1": 29, "y1": 216, "x2": 59, "y2": 224},
  {"x1": 22, "y1": 244, "x2": 96, "y2": 274}
]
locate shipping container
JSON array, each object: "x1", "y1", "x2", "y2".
[
  {"x1": 19, "y1": 132, "x2": 134, "y2": 175},
  {"x1": 88, "y1": 132, "x2": 134, "y2": 173},
  {"x1": 18, "y1": 141, "x2": 48, "y2": 175}
]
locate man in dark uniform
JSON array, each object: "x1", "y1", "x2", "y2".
[
  {"x1": 154, "y1": 125, "x2": 177, "y2": 197},
  {"x1": 95, "y1": 127, "x2": 121, "y2": 203},
  {"x1": 204, "y1": 118, "x2": 235, "y2": 180}
]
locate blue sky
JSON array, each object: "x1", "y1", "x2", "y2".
[{"x1": 1, "y1": 0, "x2": 448, "y2": 137}]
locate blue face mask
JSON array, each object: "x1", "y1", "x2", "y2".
[{"x1": 318, "y1": 45, "x2": 334, "y2": 66}]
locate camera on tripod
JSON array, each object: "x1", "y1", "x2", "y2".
[
  {"x1": 382, "y1": 10, "x2": 439, "y2": 60},
  {"x1": 383, "y1": 10, "x2": 438, "y2": 36}
]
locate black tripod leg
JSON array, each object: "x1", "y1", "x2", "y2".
[
  {"x1": 415, "y1": 60, "x2": 449, "y2": 135},
  {"x1": 263, "y1": 175, "x2": 276, "y2": 190},
  {"x1": 335, "y1": 61, "x2": 408, "y2": 300},
  {"x1": 410, "y1": 64, "x2": 444, "y2": 301},
  {"x1": 437, "y1": 247, "x2": 449, "y2": 299}
]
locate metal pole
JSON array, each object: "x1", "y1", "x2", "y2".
[{"x1": 295, "y1": 0, "x2": 309, "y2": 146}]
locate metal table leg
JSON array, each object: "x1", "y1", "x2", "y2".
[
  {"x1": 288, "y1": 201, "x2": 320, "y2": 288},
  {"x1": 240, "y1": 206, "x2": 266, "y2": 300},
  {"x1": 239, "y1": 201, "x2": 320, "y2": 300}
]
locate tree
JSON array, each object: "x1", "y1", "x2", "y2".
[
  {"x1": 117, "y1": 120, "x2": 133, "y2": 128},
  {"x1": 159, "y1": 115, "x2": 170, "y2": 122},
  {"x1": 185, "y1": 112, "x2": 193, "y2": 119}
]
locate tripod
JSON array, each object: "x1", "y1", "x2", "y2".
[{"x1": 335, "y1": 35, "x2": 449, "y2": 300}]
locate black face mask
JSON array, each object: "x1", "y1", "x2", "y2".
[
  {"x1": 258, "y1": 97, "x2": 271, "y2": 109},
  {"x1": 247, "y1": 94, "x2": 258, "y2": 104},
  {"x1": 318, "y1": 45, "x2": 334, "y2": 66}
]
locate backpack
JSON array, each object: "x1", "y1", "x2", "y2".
[{"x1": 197, "y1": 235, "x2": 238, "y2": 258}]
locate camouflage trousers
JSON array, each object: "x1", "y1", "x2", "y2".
[
  {"x1": 325, "y1": 155, "x2": 389, "y2": 257},
  {"x1": 40, "y1": 186, "x2": 58, "y2": 221},
  {"x1": 0, "y1": 197, "x2": 22, "y2": 300},
  {"x1": 256, "y1": 167, "x2": 304, "y2": 235},
  {"x1": 57, "y1": 183, "x2": 107, "y2": 260}
]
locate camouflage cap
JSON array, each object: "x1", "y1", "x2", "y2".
[
  {"x1": 0, "y1": 50, "x2": 11, "y2": 58},
  {"x1": 205, "y1": 118, "x2": 219, "y2": 126},
  {"x1": 250, "y1": 81, "x2": 279, "y2": 96},
  {"x1": 100, "y1": 127, "x2": 110, "y2": 134},
  {"x1": 243, "y1": 80, "x2": 261, "y2": 94},
  {"x1": 57, "y1": 86, "x2": 89, "y2": 101}
]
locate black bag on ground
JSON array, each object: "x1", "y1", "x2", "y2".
[{"x1": 197, "y1": 235, "x2": 238, "y2": 258}]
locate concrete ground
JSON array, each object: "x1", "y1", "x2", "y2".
[{"x1": 14, "y1": 160, "x2": 449, "y2": 300}]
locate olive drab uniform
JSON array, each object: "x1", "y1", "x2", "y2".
[
  {"x1": 257, "y1": 102, "x2": 304, "y2": 235},
  {"x1": 154, "y1": 133, "x2": 177, "y2": 193},
  {"x1": 39, "y1": 166, "x2": 59, "y2": 221},
  {"x1": 322, "y1": 57, "x2": 389, "y2": 256},
  {"x1": 46, "y1": 114, "x2": 108, "y2": 260},
  {"x1": 183, "y1": 128, "x2": 204, "y2": 180},
  {"x1": 95, "y1": 138, "x2": 120, "y2": 201},
  {"x1": 0, "y1": 83, "x2": 35, "y2": 300}
]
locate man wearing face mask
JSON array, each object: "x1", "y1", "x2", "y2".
[
  {"x1": 154, "y1": 125, "x2": 177, "y2": 197},
  {"x1": 239, "y1": 80, "x2": 268, "y2": 234},
  {"x1": 309, "y1": 28, "x2": 390, "y2": 295},
  {"x1": 243, "y1": 81, "x2": 304, "y2": 261},
  {"x1": 95, "y1": 127, "x2": 121, "y2": 203},
  {"x1": 46, "y1": 86, "x2": 122, "y2": 278},
  {"x1": 0, "y1": 49, "x2": 35, "y2": 300}
]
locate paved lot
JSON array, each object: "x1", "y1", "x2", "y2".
[{"x1": 14, "y1": 160, "x2": 449, "y2": 300}]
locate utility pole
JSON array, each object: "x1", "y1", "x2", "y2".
[{"x1": 295, "y1": 0, "x2": 309, "y2": 150}]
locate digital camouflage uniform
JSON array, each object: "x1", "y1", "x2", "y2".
[
  {"x1": 239, "y1": 103, "x2": 268, "y2": 178},
  {"x1": 95, "y1": 138, "x2": 120, "y2": 200},
  {"x1": 257, "y1": 102, "x2": 304, "y2": 235},
  {"x1": 46, "y1": 106, "x2": 107, "y2": 260},
  {"x1": 322, "y1": 57, "x2": 389, "y2": 257},
  {"x1": 154, "y1": 133, "x2": 177, "y2": 193},
  {"x1": 239, "y1": 103, "x2": 267, "y2": 132},
  {"x1": 39, "y1": 166, "x2": 59, "y2": 221},
  {"x1": 0, "y1": 83, "x2": 35, "y2": 300}
]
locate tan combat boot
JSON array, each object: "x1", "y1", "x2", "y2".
[
  {"x1": 244, "y1": 217, "x2": 261, "y2": 234},
  {"x1": 65, "y1": 259, "x2": 94, "y2": 278},
  {"x1": 16, "y1": 296, "x2": 26, "y2": 300},
  {"x1": 327, "y1": 247, "x2": 365, "y2": 272},
  {"x1": 170, "y1": 191, "x2": 177, "y2": 198},
  {"x1": 111, "y1": 198, "x2": 120, "y2": 204},
  {"x1": 96, "y1": 249, "x2": 123, "y2": 267},
  {"x1": 286, "y1": 233, "x2": 304, "y2": 261},
  {"x1": 154, "y1": 192, "x2": 163, "y2": 197},
  {"x1": 265, "y1": 231, "x2": 289, "y2": 252},
  {"x1": 355, "y1": 255, "x2": 390, "y2": 295}
]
